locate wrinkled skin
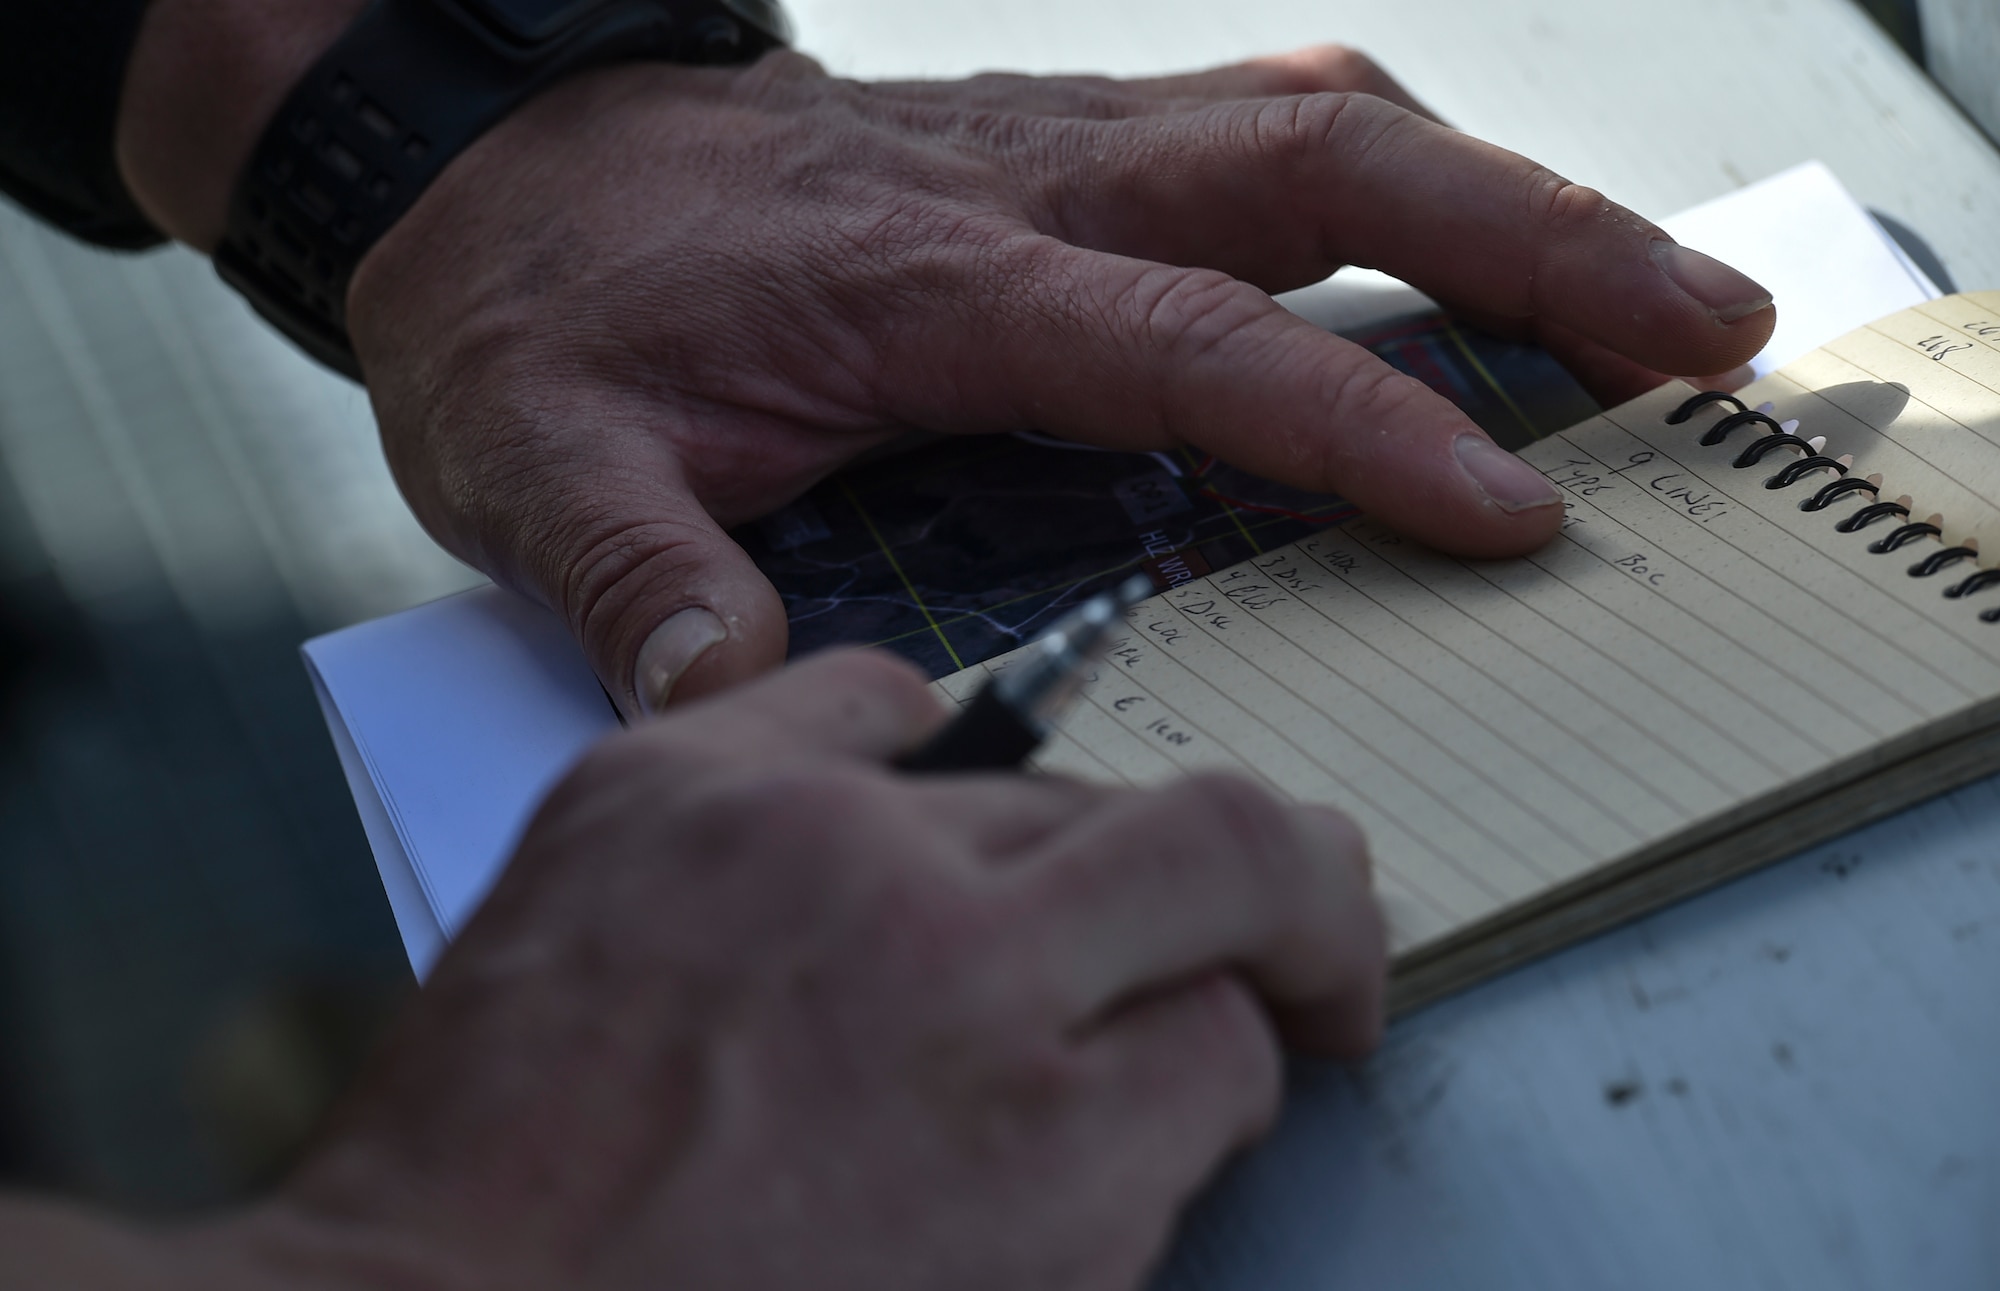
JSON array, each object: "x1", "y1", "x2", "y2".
[
  {"x1": 343, "y1": 48, "x2": 1770, "y2": 713},
  {"x1": 117, "y1": 14, "x2": 1773, "y2": 715},
  {"x1": 2, "y1": 650, "x2": 1381, "y2": 1290}
]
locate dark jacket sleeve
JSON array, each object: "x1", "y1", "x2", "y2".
[{"x1": 0, "y1": 0, "x2": 166, "y2": 250}]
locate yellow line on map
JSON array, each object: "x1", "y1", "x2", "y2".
[
  {"x1": 838, "y1": 478, "x2": 964, "y2": 671},
  {"x1": 1441, "y1": 319, "x2": 1540, "y2": 441},
  {"x1": 1178, "y1": 446, "x2": 1263, "y2": 556},
  {"x1": 849, "y1": 503, "x2": 1348, "y2": 653}
]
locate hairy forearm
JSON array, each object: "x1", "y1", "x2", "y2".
[{"x1": 116, "y1": 0, "x2": 367, "y2": 247}]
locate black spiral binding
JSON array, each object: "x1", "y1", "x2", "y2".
[
  {"x1": 1699, "y1": 409, "x2": 1786, "y2": 447},
  {"x1": 1836, "y1": 500, "x2": 1910, "y2": 533},
  {"x1": 1800, "y1": 476, "x2": 1880, "y2": 511},
  {"x1": 1670, "y1": 388, "x2": 2000, "y2": 621},
  {"x1": 1911, "y1": 546, "x2": 1979, "y2": 577},
  {"x1": 1665, "y1": 391, "x2": 1747, "y2": 424},
  {"x1": 1869, "y1": 522, "x2": 1943, "y2": 553},
  {"x1": 1768, "y1": 456, "x2": 1849, "y2": 490},
  {"x1": 1730, "y1": 433, "x2": 1816, "y2": 469}
]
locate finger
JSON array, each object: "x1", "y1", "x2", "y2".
[
  {"x1": 901, "y1": 238, "x2": 1563, "y2": 556},
  {"x1": 488, "y1": 427, "x2": 794, "y2": 714},
  {"x1": 1037, "y1": 94, "x2": 1775, "y2": 379},
  {"x1": 1541, "y1": 331, "x2": 1677, "y2": 408},
  {"x1": 1118, "y1": 45, "x2": 1439, "y2": 121},
  {"x1": 862, "y1": 45, "x2": 1437, "y2": 123},
  {"x1": 1688, "y1": 361, "x2": 1759, "y2": 394},
  {"x1": 1447, "y1": 312, "x2": 1759, "y2": 410},
  {"x1": 1013, "y1": 775, "x2": 1386, "y2": 1057},
  {"x1": 907, "y1": 774, "x2": 1123, "y2": 859},
  {"x1": 640, "y1": 647, "x2": 947, "y2": 767},
  {"x1": 1070, "y1": 973, "x2": 1284, "y2": 1268}
]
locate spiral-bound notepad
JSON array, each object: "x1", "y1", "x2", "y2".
[{"x1": 938, "y1": 293, "x2": 2000, "y2": 1010}]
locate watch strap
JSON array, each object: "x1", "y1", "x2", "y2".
[{"x1": 215, "y1": 0, "x2": 788, "y2": 380}]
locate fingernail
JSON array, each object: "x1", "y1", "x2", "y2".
[
  {"x1": 1679, "y1": 362, "x2": 1757, "y2": 392},
  {"x1": 1454, "y1": 434, "x2": 1561, "y2": 513},
  {"x1": 1650, "y1": 239, "x2": 1773, "y2": 324},
  {"x1": 1718, "y1": 361, "x2": 1757, "y2": 390},
  {"x1": 634, "y1": 607, "x2": 727, "y2": 716}
]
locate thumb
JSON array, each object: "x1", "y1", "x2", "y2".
[{"x1": 538, "y1": 466, "x2": 789, "y2": 718}]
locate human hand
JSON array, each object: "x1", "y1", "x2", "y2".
[
  {"x1": 152, "y1": 649, "x2": 1382, "y2": 1289},
  {"x1": 347, "y1": 48, "x2": 1773, "y2": 713},
  {"x1": 119, "y1": 18, "x2": 1775, "y2": 713}
]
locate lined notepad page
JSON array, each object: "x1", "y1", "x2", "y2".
[{"x1": 940, "y1": 295, "x2": 2000, "y2": 953}]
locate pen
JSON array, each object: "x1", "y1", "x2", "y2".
[{"x1": 896, "y1": 572, "x2": 1157, "y2": 774}]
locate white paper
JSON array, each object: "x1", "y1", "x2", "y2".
[
  {"x1": 1280, "y1": 160, "x2": 1938, "y2": 377},
  {"x1": 308, "y1": 163, "x2": 1943, "y2": 976},
  {"x1": 1659, "y1": 160, "x2": 1939, "y2": 374},
  {"x1": 303, "y1": 585, "x2": 616, "y2": 977}
]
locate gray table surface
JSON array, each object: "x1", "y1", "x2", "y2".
[{"x1": 789, "y1": 0, "x2": 2000, "y2": 1285}]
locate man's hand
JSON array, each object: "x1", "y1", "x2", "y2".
[
  {"x1": 32, "y1": 650, "x2": 1373, "y2": 1290},
  {"x1": 120, "y1": 15, "x2": 1775, "y2": 714}
]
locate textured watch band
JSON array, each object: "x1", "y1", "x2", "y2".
[{"x1": 215, "y1": 0, "x2": 789, "y2": 380}]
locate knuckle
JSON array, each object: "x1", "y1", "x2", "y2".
[
  {"x1": 658, "y1": 767, "x2": 917, "y2": 929},
  {"x1": 1193, "y1": 978, "x2": 1285, "y2": 1127},
  {"x1": 727, "y1": 48, "x2": 829, "y2": 99},
  {"x1": 1039, "y1": 75, "x2": 1136, "y2": 119},
  {"x1": 1250, "y1": 89, "x2": 1397, "y2": 169},
  {"x1": 1229, "y1": 345, "x2": 1436, "y2": 489},
  {"x1": 556, "y1": 514, "x2": 713, "y2": 669},
  {"x1": 687, "y1": 767, "x2": 867, "y2": 854},
  {"x1": 995, "y1": 1035, "x2": 1091, "y2": 1116},
  {"x1": 1177, "y1": 771, "x2": 1307, "y2": 891},
  {"x1": 915, "y1": 1030, "x2": 1095, "y2": 1182},
  {"x1": 948, "y1": 103, "x2": 1055, "y2": 159},
  {"x1": 1310, "y1": 360, "x2": 1438, "y2": 473},
  {"x1": 1115, "y1": 266, "x2": 1269, "y2": 363},
  {"x1": 996, "y1": 231, "x2": 1077, "y2": 302},
  {"x1": 1525, "y1": 171, "x2": 1613, "y2": 238},
  {"x1": 1308, "y1": 804, "x2": 1370, "y2": 869},
  {"x1": 843, "y1": 191, "x2": 1006, "y2": 264},
  {"x1": 1179, "y1": 771, "x2": 1286, "y2": 840},
  {"x1": 1515, "y1": 173, "x2": 1622, "y2": 315},
  {"x1": 811, "y1": 191, "x2": 1022, "y2": 340},
  {"x1": 1295, "y1": 44, "x2": 1386, "y2": 93}
]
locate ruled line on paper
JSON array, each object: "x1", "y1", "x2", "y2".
[
  {"x1": 949, "y1": 295, "x2": 2000, "y2": 959},
  {"x1": 1555, "y1": 418, "x2": 1948, "y2": 719},
  {"x1": 1315, "y1": 528, "x2": 1780, "y2": 797},
  {"x1": 1078, "y1": 620, "x2": 1533, "y2": 913},
  {"x1": 1505, "y1": 502, "x2": 1851, "y2": 764},
  {"x1": 1556, "y1": 404, "x2": 1978, "y2": 715},
  {"x1": 1208, "y1": 551, "x2": 1657, "y2": 850},
  {"x1": 1295, "y1": 525, "x2": 1740, "y2": 817},
  {"x1": 1599, "y1": 382, "x2": 2000, "y2": 688},
  {"x1": 1161, "y1": 558, "x2": 1643, "y2": 860}
]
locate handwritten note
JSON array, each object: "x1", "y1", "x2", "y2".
[{"x1": 940, "y1": 294, "x2": 2000, "y2": 957}]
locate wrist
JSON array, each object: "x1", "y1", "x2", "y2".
[{"x1": 116, "y1": 0, "x2": 368, "y2": 248}]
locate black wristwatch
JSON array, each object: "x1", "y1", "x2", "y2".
[{"x1": 215, "y1": 0, "x2": 791, "y2": 381}]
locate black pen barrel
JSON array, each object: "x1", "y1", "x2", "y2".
[{"x1": 894, "y1": 685, "x2": 1044, "y2": 773}]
